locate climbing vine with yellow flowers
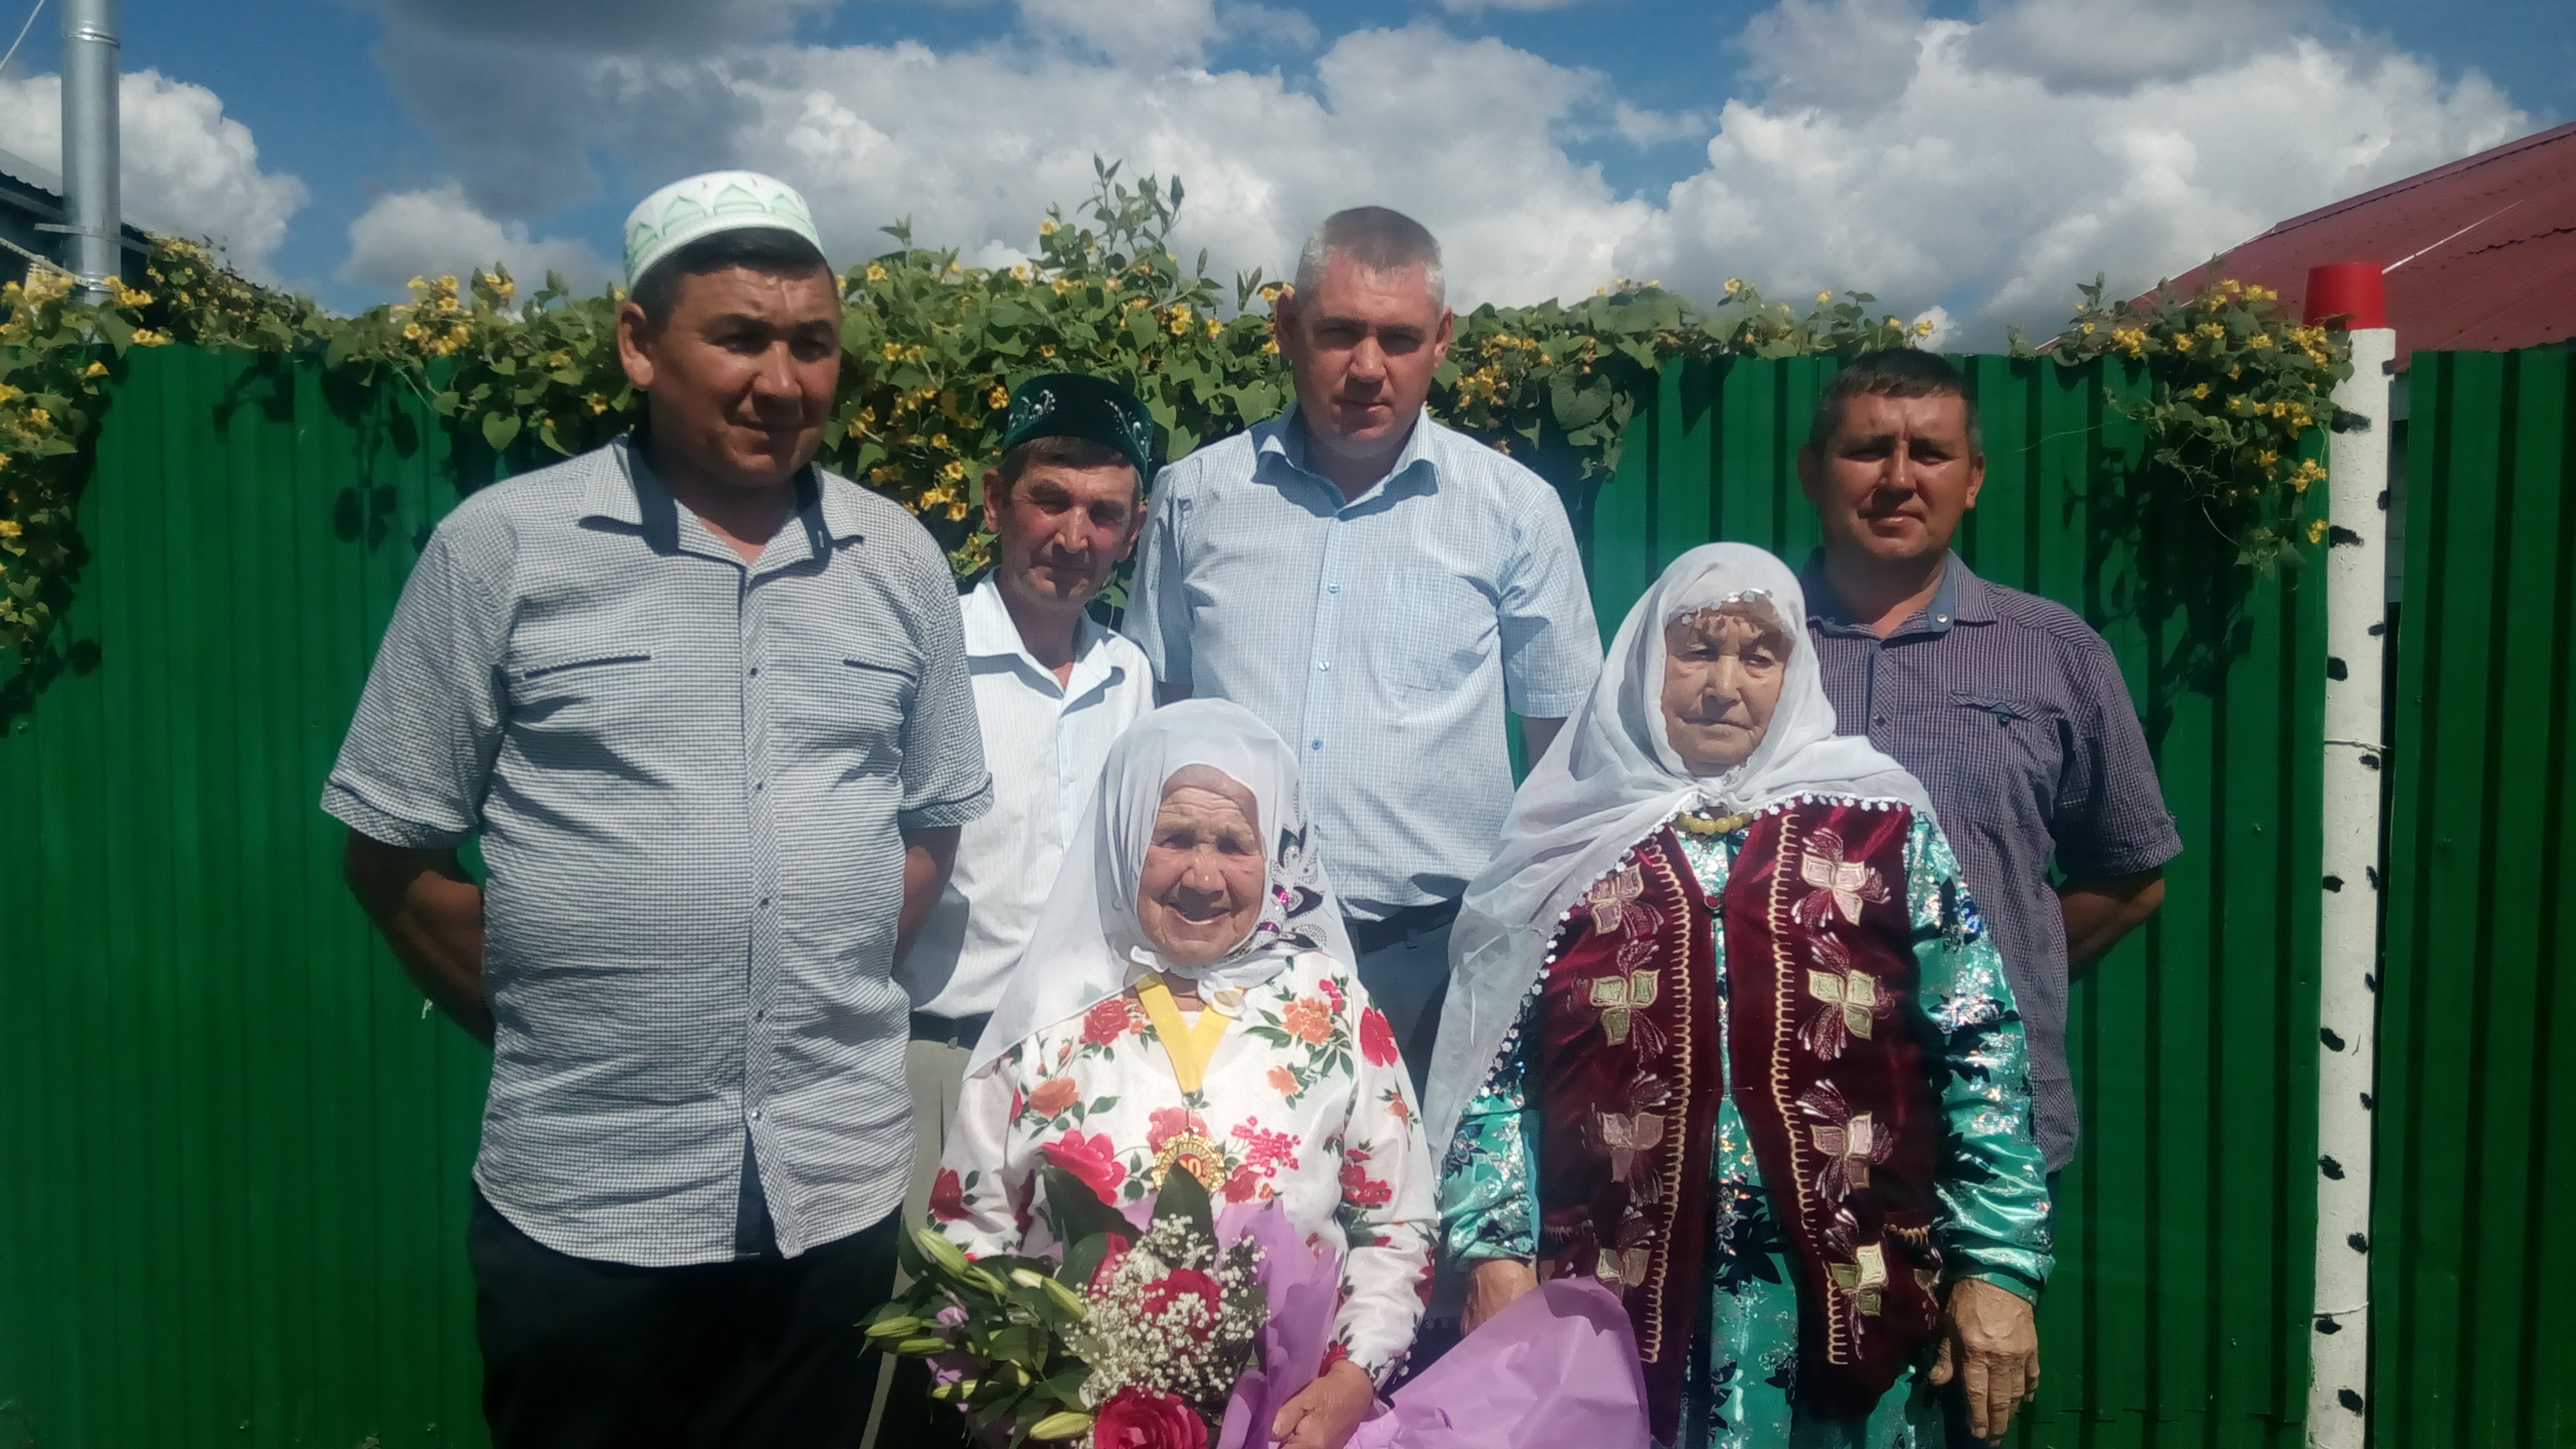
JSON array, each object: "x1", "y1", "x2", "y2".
[
  {"x1": 2023, "y1": 269, "x2": 2355, "y2": 567},
  {"x1": 2, "y1": 159, "x2": 2345, "y2": 701}
]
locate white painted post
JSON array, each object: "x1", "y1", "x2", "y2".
[{"x1": 2307, "y1": 257, "x2": 2393, "y2": 1448}]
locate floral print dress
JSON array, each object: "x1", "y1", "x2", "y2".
[
  {"x1": 1438, "y1": 814, "x2": 2052, "y2": 1448},
  {"x1": 937, "y1": 947, "x2": 1437, "y2": 1384}
]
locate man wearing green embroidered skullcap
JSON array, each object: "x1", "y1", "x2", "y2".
[{"x1": 328, "y1": 168, "x2": 992, "y2": 1448}]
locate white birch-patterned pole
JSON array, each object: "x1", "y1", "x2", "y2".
[{"x1": 2306, "y1": 260, "x2": 2393, "y2": 1449}]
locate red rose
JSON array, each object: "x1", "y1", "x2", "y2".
[
  {"x1": 1092, "y1": 1385, "x2": 1208, "y2": 1449},
  {"x1": 1088, "y1": 1231, "x2": 1133, "y2": 1294},
  {"x1": 1147, "y1": 1106, "x2": 1208, "y2": 1152},
  {"x1": 1319, "y1": 978, "x2": 1345, "y2": 1013},
  {"x1": 1221, "y1": 1166, "x2": 1261, "y2": 1204},
  {"x1": 928, "y1": 1166, "x2": 968, "y2": 1222},
  {"x1": 1042, "y1": 1130, "x2": 1126, "y2": 1201},
  {"x1": 1083, "y1": 995, "x2": 1136, "y2": 1046},
  {"x1": 1138, "y1": 1266, "x2": 1222, "y2": 1323},
  {"x1": 1340, "y1": 1161, "x2": 1392, "y2": 1208},
  {"x1": 1359, "y1": 1007, "x2": 1400, "y2": 1067}
]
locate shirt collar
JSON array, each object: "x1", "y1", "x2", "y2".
[
  {"x1": 1801, "y1": 548, "x2": 1992, "y2": 638},
  {"x1": 961, "y1": 574, "x2": 1112, "y2": 700},
  {"x1": 586, "y1": 433, "x2": 859, "y2": 567},
  {"x1": 1254, "y1": 400, "x2": 1441, "y2": 506}
]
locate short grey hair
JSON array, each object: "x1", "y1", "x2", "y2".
[{"x1": 1293, "y1": 207, "x2": 1445, "y2": 309}]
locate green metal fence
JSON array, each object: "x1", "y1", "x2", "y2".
[
  {"x1": 1, "y1": 348, "x2": 485, "y2": 1449},
  {"x1": 2376, "y1": 348, "x2": 2576, "y2": 1448},
  {"x1": 2, "y1": 341, "x2": 2458, "y2": 1448},
  {"x1": 1590, "y1": 355, "x2": 2324, "y2": 1449}
]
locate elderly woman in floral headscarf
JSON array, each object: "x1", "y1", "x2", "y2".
[
  {"x1": 937, "y1": 701, "x2": 1434, "y2": 1449},
  {"x1": 1426, "y1": 544, "x2": 2053, "y2": 1447}
]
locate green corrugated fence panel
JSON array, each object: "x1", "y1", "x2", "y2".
[
  {"x1": 2379, "y1": 350, "x2": 2576, "y2": 1449},
  {"x1": 1588, "y1": 355, "x2": 2324, "y2": 1449},
  {"x1": 0, "y1": 347, "x2": 489, "y2": 1449},
  {"x1": 0, "y1": 346, "x2": 2358, "y2": 1446}
]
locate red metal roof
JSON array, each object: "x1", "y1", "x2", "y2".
[{"x1": 2159, "y1": 121, "x2": 2576, "y2": 365}]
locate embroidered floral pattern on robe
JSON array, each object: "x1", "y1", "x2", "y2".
[
  {"x1": 1437, "y1": 811, "x2": 2050, "y2": 1448},
  {"x1": 942, "y1": 949, "x2": 1435, "y2": 1384}
]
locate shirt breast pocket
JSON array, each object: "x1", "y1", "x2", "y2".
[
  {"x1": 814, "y1": 655, "x2": 917, "y2": 762},
  {"x1": 1372, "y1": 568, "x2": 1493, "y2": 693},
  {"x1": 1947, "y1": 687, "x2": 2066, "y2": 810},
  {"x1": 511, "y1": 646, "x2": 658, "y2": 733}
]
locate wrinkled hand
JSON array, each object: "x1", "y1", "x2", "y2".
[
  {"x1": 1462, "y1": 1258, "x2": 1539, "y2": 1336},
  {"x1": 1272, "y1": 1358, "x2": 1376, "y2": 1449},
  {"x1": 1929, "y1": 1277, "x2": 2040, "y2": 1442}
]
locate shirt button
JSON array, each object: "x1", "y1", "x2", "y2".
[
  {"x1": 755, "y1": 1009, "x2": 768, "y2": 1022},
  {"x1": 1310, "y1": 740, "x2": 1324, "y2": 751},
  {"x1": 750, "y1": 1108, "x2": 763, "y2": 1122},
  {"x1": 1327, "y1": 583, "x2": 1341, "y2": 594},
  {"x1": 759, "y1": 896, "x2": 772, "y2": 908},
  {"x1": 748, "y1": 666, "x2": 761, "y2": 677},
  {"x1": 1316, "y1": 660, "x2": 1331, "y2": 672},
  {"x1": 755, "y1": 780, "x2": 766, "y2": 792},
  {"x1": 1874, "y1": 716, "x2": 1888, "y2": 726}
]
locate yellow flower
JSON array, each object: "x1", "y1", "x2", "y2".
[
  {"x1": 930, "y1": 433, "x2": 951, "y2": 450},
  {"x1": 586, "y1": 392, "x2": 611, "y2": 416},
  {"x1": 403, "y1": 322, "x2": 427, "y2": 342},
  {"x1": 1816, "y1": 290, "x2": 1834, "y2": 305},
  {"x1": 2172, "y1": 334, "x2": 2194, "y2": 352},
  {"x1": 0, "y1": 385, "x2": 19, "y2": 404},
  {"x1": 2192, "y1": 382, "x2": 2211, "y2": 399},
  {"x1": 1262, "y1": 338, "x2": 1279, "y2": 355},
  {"x1": 1038, "y1": 343, "x2": 1057, "y2": 358},
  {"x1": 988, "y1": 385, "x2": 1010, "y2": 410},
  {"x1": 882, "y1": 342, "x2": 904, "y2": 360},
  {"x1": 1039, "y1": 219, "x2": 1059, "y2": 237},
  {"x1": 2247, "y1": 334, "x2": 2273, "y2": 351},
  {"x1": 1011, "y1": 264, "x2": 1030, "y2": 282},
  {"x1": 23, "y1": 407, "x2": 50, "y2": 427},
  {"x1": 1724, "y1": 277, "x2": 1745, "y2": 294},
  {"x1": 1206, "y1": 317, "x2": 1222, "y2": 338},
  {"x1": 2308, "y1": 518, "x2": 2329, "y2": 544},
  {"x1": 941, "y1": 459, "x2": 967, "y2": 482},
  {"x1": 1913, "y1": 318, "x2": 1935, "y2": 337},
  {"x1": 865, "y1": 264, "x2": 887, "y2": 283},
  {"x1": 0, "y1": 519, "x2": 19, "y2": 539},
  {"x1": 83, "y1": 361, "x2": 107, "y2": 378}
]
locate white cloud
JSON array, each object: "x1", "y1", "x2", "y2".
[
  {"x1": 340, "y1": 182, "x2": 618, "y2": 296},
  {"x1": 339, "y1": 0, "x2": 2528, "y2": 346},
  {"x1": 1624, "y1": 1, "x2": 2526, "y2": 341},
  {"x1": 0, "y1": 69, "x2": 309, "y2": 277},
  {"x1": 1434, "y1": 0, "x2": 1587, "y2": 11}
]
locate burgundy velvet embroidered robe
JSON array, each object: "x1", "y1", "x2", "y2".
[{"x1": 1526, "y1": 798, "x2": 1947, "y2": 1436}]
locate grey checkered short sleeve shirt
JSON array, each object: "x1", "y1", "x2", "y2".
[
  {"x1": 324, "y1": 438, "x2": 991, "y2": 1266},
  {"x1": 1806, "y1": 552, "x2": 2180, "y2": 1172}
]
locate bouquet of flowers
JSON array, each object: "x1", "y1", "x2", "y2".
[{"x1": 867, "y1": 1164, "x2": 1269, "y2": 1447}]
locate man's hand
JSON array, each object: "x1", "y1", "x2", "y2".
[
  {"x1": 1271, "y1": 1356, "x2": 1375, "y2": 1449},
  {"x1": 2060, "y1": 866, "x2": 2165, "y2": 978},
  {"x1": 1929, "y1": 1277, "x2": 2039, "y2": 1443},
  {"x1": 897, "y1": 825, "x2": 961, "y2": 963},
  {"x1": 1462, "y1": 1258, "x2": 1539, "y2": 1335},
  {"x1": 342, "y1": 830, "x2": 492, "y2": 1042}
]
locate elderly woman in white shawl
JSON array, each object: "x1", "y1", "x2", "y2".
[
  {"x1": 1426, "y1": 544, "x2": 2053, "y2": 1447},
  {"x1": 937, "y1": 700, "x2": 1435, "y2": 1449}
]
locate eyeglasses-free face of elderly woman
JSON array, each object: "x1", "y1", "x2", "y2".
[
  {"x1": 1135, "y1": 766, "x2": 1269, "y2": 969},
  {"x1": 1660, "y1": 602, "x2": 1790, "y2": 776}
]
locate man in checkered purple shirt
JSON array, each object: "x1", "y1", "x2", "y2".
[{"x1": 1796, "y1": 350, "x2": 2181, "y2": 1181}]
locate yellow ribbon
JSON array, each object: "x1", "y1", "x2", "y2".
[{"x1": 1134, "y1": 974, "x2": 1235, "y2": 1096}]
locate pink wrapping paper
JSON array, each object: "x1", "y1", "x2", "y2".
[
  {"x1": 1214, "y1": 1202, "x2": 1346, "y2": 1449},
  {"x1": 1348, "y1": 1279, "x2": 1652, "y2": 1449}
]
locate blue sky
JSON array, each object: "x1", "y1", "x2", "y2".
[{"x1": 0, "y1": 0, "x2": 2565, "y2": 344}]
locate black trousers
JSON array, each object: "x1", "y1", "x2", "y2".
[{"x1": 469, "y1": 1187, "x2": 900, "y2": 1449}]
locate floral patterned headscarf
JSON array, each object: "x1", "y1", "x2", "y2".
[{"x1": 967, "y1": 700, "x2": 1354, "y2": 1077}]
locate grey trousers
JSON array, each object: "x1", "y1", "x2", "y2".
[
  {"x1": 859, "y1": 1036, "x2": 975, "y2": 1449},
  {"x1": 1353, "y1": 920, "x2": 1454, "y2": 1097}
]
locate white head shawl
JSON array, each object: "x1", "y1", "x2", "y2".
[
  {"x1": 967, "y1": 700, "x2": 1355, "y2": 1078},
  {"x1": 1423, "y1": 543, "x2": 1935, "y2": 1156}
]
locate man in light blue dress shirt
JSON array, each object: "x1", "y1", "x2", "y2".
[{"x1": 1125, "y1": 207, "x2": 1601, "y2": 1084}]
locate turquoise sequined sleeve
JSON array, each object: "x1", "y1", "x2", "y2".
[
  {"x1": 1906, "y1": 815, "x2": 2055, "y2": 1300},
  {"x1": 1437, "y1": 1004, "x2": 1540, "y2": 1262}
]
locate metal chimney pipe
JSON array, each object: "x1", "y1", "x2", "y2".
[{"x1": 58, "y1": 0, "x2": 119, "y2": 302}]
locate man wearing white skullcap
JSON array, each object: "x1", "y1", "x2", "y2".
[{"x1": 326, "y1": 170, "x2": 992, "y2": 1447}]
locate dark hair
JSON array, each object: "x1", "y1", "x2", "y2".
[
  {"x1": 630, "y1": 227, "x2": 833, "y2": 328},
  {"x1": 1804, "y1": 348, "x2": 1981, "y2": 457},
  {"x1": 994, "y1": 435, "x2": 1139, "y2": 495}
]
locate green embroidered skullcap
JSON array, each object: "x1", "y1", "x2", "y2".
[
  {"x1": 1002, "y1": 373, "x2": 1157, "y2": 485},
  {"x1": 623, "y1": 170, "x2": 826, "y2": 288}
]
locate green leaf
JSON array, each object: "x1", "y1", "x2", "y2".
[
  {"x1": 481, "y1": 412, "x2": 522, "y2": 451},
  {"x1": 1149, "y1": 1159, "x2": 1214, "y2": 1244},
  {"x1": 1040, "y1": 1163, "x2": 1129, "y2": 1249}
]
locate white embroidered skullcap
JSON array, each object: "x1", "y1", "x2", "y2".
[{"x1": 622, "y1": 170, "x2": 826, "y2": 288}]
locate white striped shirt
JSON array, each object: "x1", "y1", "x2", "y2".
[
  {"x1": 322, "y1": 438, "x2": 991, "y2": 1266},
  {"x1": 896, "y1": 577, "x2": 1154, "y2": 1019}
]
